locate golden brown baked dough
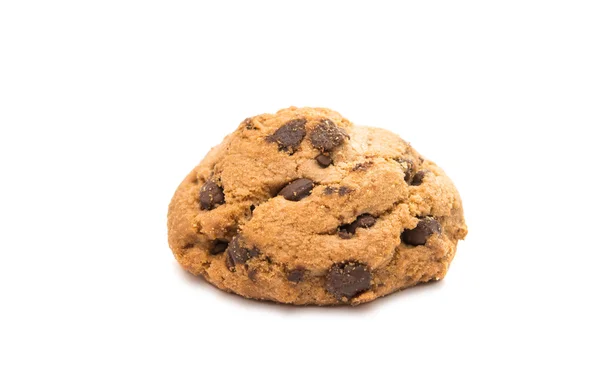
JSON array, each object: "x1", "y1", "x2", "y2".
[{"x1": 167, "y1": 107, "x2": 467, "y2": 305}]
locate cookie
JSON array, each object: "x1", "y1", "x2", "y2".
[{"x1": 167, "y1": 107, "x2": 468, "y2": 305}]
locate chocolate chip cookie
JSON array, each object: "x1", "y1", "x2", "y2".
[{"x1": 167, "y1": 107, "x2": 468, "y2": 305}]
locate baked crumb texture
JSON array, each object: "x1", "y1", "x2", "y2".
[{"x1": 168, "y1": 107, "x2": 468, "y2": 305}]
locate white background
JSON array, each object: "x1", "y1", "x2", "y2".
[{"x1": 1, "y1": 1, "x2": 599, "y2": 372}]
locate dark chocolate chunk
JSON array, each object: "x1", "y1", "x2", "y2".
[
  {"x1": 351, "y1": 214, "x2": 377, "y2": 231},
  {"x1": 325, "y1": 262, "x2": 372, "y2": 301},
  {"x1": 226, "y1": 252, "x2": 235, "y2": 271},
  {"x1": 279, "y1": 179, "x2": 314, "y2": 201},
  {"x1": 316, "y1": 154, "x2": 333, "y2": 168},
  {"x1": 226, "y1": 236, "x2": 260, "y2": 271},
  {"x1": 338, "y1": 226, "x2": 351, "y2": 237},
  {"x1": 209, "y1": 240, "x2": 228, "y2": 255},
  {"x1": 266, "y1": 119, "x2": 307, "y2": 153},
  {"x1": 199, "y1": 180, "x2": 225, "y2": 210},
  {"x1": 352, "y1": 161, "x2": 373, "y2": 171},
  {"x1": 248, "y1": 268, "x2": 258, "y2": 282},
  {"x1": 338, "y1": 187, "x2": 352, "y2": 196},
  {"x1": 287, "y1": 268, "x2": 305, "y2": 283},
  {"x1": 338, "y1": 230, "x2": 353, "y2": 239},
  {"x1": 411, "y1": 170, "x2": 427, "y2": 186},
  {"x1": 324, "y1": 186, "x2": 337, "y2": 195},
  {"x1": 396, "y1": 158, "x2": 415, "y2": 182},
  {"x1": 310, "y1": 119, "x2": 349, "y2": 152},
  {"x1": 339, "y1": 214, "x2": 377, "y2": 237},
  {"x1": 324, "y1": 186, "x2": 352, "y2": 196},
  {"x1": 401, "y1": 217, "x2": 442, "y2": 246}
]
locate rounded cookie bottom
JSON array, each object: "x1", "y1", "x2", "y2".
[
  {"x1": 168, "y1": 168, "x2": 466, "y2": 306},
  {"x1": 167, "y1": 107, "x2": 467, "y2": 306}
]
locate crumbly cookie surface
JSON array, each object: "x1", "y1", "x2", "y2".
[{"x1": 167, "y1": 107, "x2": 468, "y2": 305}]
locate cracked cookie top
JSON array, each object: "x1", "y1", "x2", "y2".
[{"x1": 168, "y1": 106, "x2": 467, "y2": 304}]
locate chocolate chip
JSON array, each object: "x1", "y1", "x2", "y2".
[
  {"x1": 325, "y1": 186, "x2": 352, "y2": 196},
  {"x1": 279, "y1": 178, "x2": 314, "y2": 201},
  {"x1": 199, "y1": 180, "x2": 225, "y2": 210},
  {"x1": 287, "y1": 268, "x2": 305, "y2": 283},
  {"x1": 352, "y1": 214, "x2": 377, "y2": 231},
  {"x1": 401, "y1": 217, "x2": 442, "y2": 246},
  {"x1": 248, "y1": 268, "x2": 258, "y2": 282},
  {"x1": 248, "y1": 249, "x2": 260, "y2": 260},
  {"x1": 339, "y1": 214, "x2": 377, "y2": 237},
  {"x1": 396, "y1": 158, "x2": 415, "y2": 182},
  {"x1": 316, "y1": 154, "x2": 333, "y2": 168},
  {"x1": 210, "y1": 240, "x2": 228, "y2": 255},
  {"x1": 411, "y1": 171, "x2": 427, "y2": 186},
  {"x1": 225, "y1": 252, "x2": 235, "y2": 271},
  {"x1": 326, "y1": 262, "x2": 372, "y2": 301},
  {"x1": 324, "y1": 186, "x2": 337, "y2": 195},
  {"x1": 338, "y1": 187, "x2": 352, "y2": 196},
  {"x1": 310, "y1": 119, "x2": 349, "y2": 152},
  {"x1": 266, "y1": 119, "x2": 307, "y2": 153},
  {"x1": 182, "y1": 243, "x2": 195, "y2": 249},
  {"x1": 353, "y1": 161, "x2": 373, "y2": 171},
  {"x1": 226, "y1": 236, "x2": 260, "y2": 271},
  {"x1": 338, "y1": 230, "x2": 353, "y2": 239}
]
